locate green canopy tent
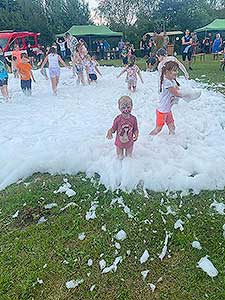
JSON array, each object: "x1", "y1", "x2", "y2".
[
  {"x1": 56, "y1": 25, "x2": 123, "y2": 51},
  {"x1": 195, "y1": 19, "x2": 225, "y2": 32}
]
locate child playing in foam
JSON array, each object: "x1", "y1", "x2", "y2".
[
  {"x1": 156, "y1": 48, "x2": 201, "y2": 102},
  {"x1": 73, "y1": 44, "x2": 85, "y2": 85},
  {"x1": 106, "y1": 96, "x2": 138, "y2": 159},
  {"x1": 117, "y1": 55, "x2": 143, "y2": 92},
  {"x1": 156, "y1": 48, "x2": 189, "y2": 83},
  {"x1": 150, "y1": 61, "x2": 181, "y2": 136},
  {"x1": 85, "y1": 55, "x2": 102, "y2": 84}
]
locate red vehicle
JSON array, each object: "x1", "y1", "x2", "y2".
[{"x1": 0, "y1": 30, "x2": 40, "y2": 57}]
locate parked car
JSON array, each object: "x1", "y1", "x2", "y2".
[{"x1": 0, "y1": 30, "x2": 40, "y2": 57}]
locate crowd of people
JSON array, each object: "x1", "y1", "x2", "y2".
[{"x1": 0, "y1": 32, "x2": 104, "y2": 98}]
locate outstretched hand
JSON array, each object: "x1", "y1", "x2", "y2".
[{"x1": 106, "y1": 129, "x2": 113, "y2": 139}]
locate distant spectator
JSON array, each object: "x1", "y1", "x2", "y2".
[
  {"x1": 212, "y1": 33, "x2": 222, "y2": 60},
  {"x1": 163, "y1": 32, "x2": 169, "y2": 50},
  {"x1": 121, "y1": 44, "x2": 128, "y2": 65},
  {"x1": 65, "y1": 32, "x2": 78, "y2": 58},
  {"x1": 203, "y1": 33, "x2": 213, "y2": 54},
  {"x1": 36, "y1": 44, "x2": 44, "y2": 64},
  {"x1": 181, "y1": 29, "x2": 193, "y2": 70},
  {"x1": 140, "y1": 34, "x2": 149, "y2": 57},
  {"x1": 26, "y1": 43, "x2": 35, "y2": 67},
  {"x1": 103, "y1": 39, "x2": 110, "y2": 59},
  {"x1": 154, "y1": 30, "x2": 164, "y2": 50},
  {"x1": 118, "y1": 38, "x2": 125, "y2": 56},
  {"x1": 191, "y1": 32, "x2": 198, "y2": 55},
  {"x1": 99, "y1": 40, "x2": 104, "y2": 60},
  {"x1": 56, "y1": 38, "x2": 66, "y2": 59}
]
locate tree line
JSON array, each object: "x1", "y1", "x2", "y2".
[
  {"x1": 0, "y1": 0, "x2": 225, "y2": 45},
  {"x1": 0, "y1": 0, "x2": 90, "y2": 42},
  {"x1": 97, "y1": 0, "x2": 225, "y2": 43}
]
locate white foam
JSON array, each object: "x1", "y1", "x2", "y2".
[
  {"x1": 197, "y1": 256, "x2": 218, "y2": 278},
  {"x1": 1, "y1": 68, "x2": 225, "y2": 192}
]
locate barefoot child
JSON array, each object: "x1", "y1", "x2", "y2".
[
  {"x1": 72, "y1": 45, "x2": 85, "y2": 85},
  {"x1": 117, "y1": 55, "x2": 143, "y2": 92},
  {"x1": 150, "y1": 61, "x2": 181, "y2": 136},
  {"x1": 41, "y1": 47, "x2": 69, "y2": 95},
  {"x1": 85, "y1": 55, "x2": 101, "y2": 84},
  {"x1": 106, "y1": 96, "x2": 138, "y2": 159},
  {"x1": 17, "y1": 53, "x2": 35, "y2": 96}
]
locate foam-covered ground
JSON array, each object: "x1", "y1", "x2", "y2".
[{"x1": 1, "y1": 66, "x2": 225, "y2": 192}]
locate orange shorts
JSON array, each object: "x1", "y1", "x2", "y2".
[{"x1": 156, "y1": 110, "x2": 174, "y2": 127}]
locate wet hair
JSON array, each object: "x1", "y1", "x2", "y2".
[
  {"x1": 156, "y1": 48, "x2": 167, "y2": 58},
  {"x1": 65, "y1": 32, "x2": 70, "y2": 38},
  {"x1": 48, "y1": 47, "x2": 57, "y2": 54},
  {"x1": 128, "y1": 55, "x2": 136, "y2": 67},
  {"x1": 160, "y1": 61, "x2": 180, "y2": 92}
]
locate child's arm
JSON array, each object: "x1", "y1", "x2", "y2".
[
  {"x1": 107, "y1": 118, "x2": 118, "y2": 139},
  {"x1": 95, "y1": 65, "x2": 102, "y2": 76},
  {"x1": 133, "y1": 130, "x2": 139, "y2": 141},
  {"x1": 40, "y1": 56, "x2": 48, "y2": 69},
  {"x1": 168, "y1": 86, "x2": 181, "y2": 97},
  {"x1": 58, "y1": 55, "x2": 69, "y2": 68},
  {"x1": 133, "y1": 118, "x2": 139, "y2": 141},
  {"x1": 106, "y1": 128, "x2": 114, "y2": 139},
  {"x1": 117, "y1": 67, "x2": 127, "y2": 78},
  {"x1": 137, "y1": 67, "x2": 144, "y2": 83},
  {"x1": 30, "y1": 70, "x2": 35, "y2": 82}
]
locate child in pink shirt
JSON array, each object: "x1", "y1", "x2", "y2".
[{"x1": 106, "y1": 96, "x2": 139, "y2": 159}]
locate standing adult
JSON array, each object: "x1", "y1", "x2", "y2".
[
  {"x1": 103, "y1": 39, "x2": 110, "y2": 60},
  {"x1": 118, "y1": 38, "x2": 125, "y2": 57},
  {"x1": 163, "y1": 32, "x2": 169, "y2": 50},
  {"x1": 212, "y1": 33, "x2": 222, "y2": 60},
  {"x1": 0, "y1": 46, "x2": 9, "y2": 101},
  {"x1": 191, "y1": 32, "x2": 198, "y2": 55},
  {"x1": 181, "y1": 29, "x2": 193, "y2": 70},
  {"x1": 140, "y1": 34, "x2": 149, "y2": 57},
  {"x1": 26, "y1": 43, "x2": 35, "y2": 67},
  {"x1": 64, "y1": 32, "x2": 78, "y2": 58}
]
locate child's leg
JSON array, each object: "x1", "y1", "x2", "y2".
[
  {"x1": 149, "y1": 126, "x2": 163, "y2": 135},
  {"x1": 51, "y1": 77, "x2": 57, "y2": 94},
  {"x1": 80, "y1": 73, "x2": 85, "y2": 85},
  {"x1": 27, "y1": 79, "x2": 32, "y2": 96},
  {"x1": 166, "y1": 112, "x2": 175, "y2": 134},
  {"x1": 2, "y1": 85, "x2": 9, "y2": 99},
  {"x1": 116, "y1": 147, "x2": 124, "y2": 160},
  {"x1": 167, "y1": 122, "x2": 175, "y2": 135},
  {"x1": 125, "y1": 145, "x2": 133, "y2": 157},
  {"x1": 56, "y1": 76, "x2": 59, "y2": 87},
  {"x1": 149, "y1": 110, "x2": 164, "y2": 135}
]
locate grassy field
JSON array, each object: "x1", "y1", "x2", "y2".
[{"x1": 1, "y1": 56, "x2": 225, "y2": 300}]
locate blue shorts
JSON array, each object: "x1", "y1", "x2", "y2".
[
  {"x1": 0, "y1": 77, "x2": 8, "y2": 87},
  {"x1": 89, "y1": 73, "x2": 97, "y2": 81},
  {"x1": 21, "y1": 79, "x2": 31, "y2": 90}
]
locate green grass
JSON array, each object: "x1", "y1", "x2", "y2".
[
  {"x1": 1, "y1": 57, "x2": 225, "y2": 299},
  {"x1": 0, "y1": 173, "x2": 225, "y2": 300},
  {"x1": 100, "y1": 54, "x2": 225, "y2": 94}
]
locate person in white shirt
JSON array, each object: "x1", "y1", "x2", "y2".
[
  {"x1": 150, "y1": 61, "x2": 182, "y2": 136},
  {"x1": 56, "y1": 38, "x2": 66, "y2": 59}
]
